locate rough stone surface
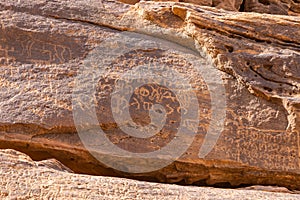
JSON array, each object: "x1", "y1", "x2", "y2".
[
  {"x1": 1, "y1": 149, "x2": 300, "y2": 199},
  {"x1": 125, "y1": 0, "x2": 300, "y2": 15},
  {"x1": 0, "y1": 0, "x2": 300, "y2": 192}
]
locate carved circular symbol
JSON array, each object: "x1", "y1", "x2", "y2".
[{"x1": 72, "y1": 32, "x2": 226, "y2": 173}]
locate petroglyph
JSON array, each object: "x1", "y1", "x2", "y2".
[
  {"x1": 90, "y1": 43, "x2": 212, "y2": 154},
  {"x1": 0, "y1": 28, "x2": 86, "y2": 65}
]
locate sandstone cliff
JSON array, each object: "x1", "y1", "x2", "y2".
[{"x1": 0, "y1": 0, "x2": 300, "y2": 193}]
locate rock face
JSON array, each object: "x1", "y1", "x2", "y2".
[
  {"x1": 1, "y1": 149, "x2": 300, "y2": 199},
  {"x1": 0, "y1": 0, "x2": 300, "y2": 191},
  {"x1": 126, "y1": 0, "x2": 300, "y2": 15}
]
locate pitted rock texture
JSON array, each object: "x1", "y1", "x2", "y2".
[
  {"x1": 125, "y1": 0, "x2": 300, "y2": 15},
  {"x1": 0, "y1": 0, "x2": 300, "y2": 191},
  {"x1": 1, "y1": 149, "x2": 300, "y2": 199}
]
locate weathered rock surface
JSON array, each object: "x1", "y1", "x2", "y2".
[
  {"x1": 124, "y1": 0, "x2": 300, "y2": 15},
  {"x1": 0, "y1": 0, "x2": 300, "y2": 191},
  {"x1": 1, "y1": 149, "x2": 300, "y2": 199}
]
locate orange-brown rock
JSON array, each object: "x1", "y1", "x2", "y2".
[
  {"x1": 0, "y1": 0, "x2": 300, "y2": 191},
  {"x1": 2, "y1": 149, "x2": 300, "y2": 199},
  {"x1": 124, "y1": 0, "x2": 300, "y2": 15}
]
